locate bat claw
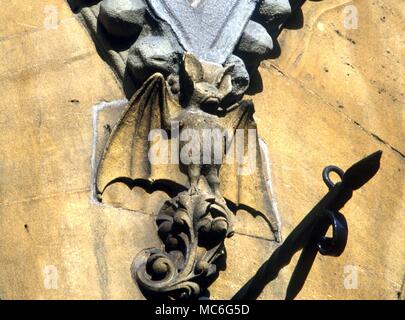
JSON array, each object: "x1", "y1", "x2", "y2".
[
  {"x1": 275, "y1": 230, "x2": 282, "y2": 243},
  {"x1": 188, "y1": 185, "x2": 200, "y2": 195}
]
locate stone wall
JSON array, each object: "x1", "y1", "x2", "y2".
[{"x1": 0, "y1": 0, "x2": 403, "y2": 299}]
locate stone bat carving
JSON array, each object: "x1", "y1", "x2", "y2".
[
  {"x1": 95, "y1": 54, "x2": 280, "y2": 298},
  {"x1": 96, "y1": 54, "x2": 281, "y2": 223}
]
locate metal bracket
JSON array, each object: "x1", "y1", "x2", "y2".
[{"x1": 233, "y1": 151, "x2": 382, "y2": 300}]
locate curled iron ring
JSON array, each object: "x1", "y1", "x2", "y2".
[
  {"x1": 322, "y1": 166, "x2": 345, "y2": 189},
  {"x1": 318, "y1": 210, "x2": 348, "y2": 257}
]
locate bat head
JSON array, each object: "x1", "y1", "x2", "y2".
[{"x1": 180, "y1": 52, "x2": 234, "y2": 112}]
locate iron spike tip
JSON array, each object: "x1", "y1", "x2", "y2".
[{"x1": 342, "y1": 151, "x2": 382, "y2": 191}]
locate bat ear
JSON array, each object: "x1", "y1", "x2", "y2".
[
  {"x1": 215, "y1": 63, "x2": 235, "y2": 86},
  {"x1": 180, "y1": 52, "x2": 203, "y2": 106},
  {"x1": 216, "y1": 64, "x2": 235, "y2": 98},
  {"x1": 183, "y1": 52, "x2": 204, "y2": 83}
]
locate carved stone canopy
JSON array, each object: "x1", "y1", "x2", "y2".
[
  {"x1": 146, "y1": 0, "x2": 259, "y2": 64},
  {"x1": 71, "y1": 0, "x2": 296, "y2": 98}
]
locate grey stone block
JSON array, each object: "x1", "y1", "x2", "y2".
[
  {"x1": 223, "y1": 55, "x2": 250, "y2": 106},
  {"x1": 237, "y1": 20, "x2": 274, "y2": 58},
  {"x1": 146, "y1": 0, "x2": 258, "y2": 64},
  {"x1": 99, "y1": 0, "x2": 148, "y2": 38},
  {"x1": 258, "y1": 0, "x2": 292, "y2": 23},
  {"x1": 127, "y1": 25, "x2": 184, "y2": 83}
]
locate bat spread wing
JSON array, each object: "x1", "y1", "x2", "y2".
[
  {"x1": 96, "y1": 73, "x2": 187, "y2": 213},
  {"x1": 96, "y1": 74, "x2": 279, "y2": 239},
  {"x1": 219, "y1": 101, "x2": 280, "y2": 240}
]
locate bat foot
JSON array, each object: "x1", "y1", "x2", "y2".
[{"x1": 211, "y1": 197, "x2": 235, "y2": 238}]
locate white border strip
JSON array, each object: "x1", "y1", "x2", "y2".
[
  {"x1": 259, "y1": 138, "x2": 282, "y2": 240},
  {"x1": 90, "y1": 99, "x2": 128, "y2": 204}
]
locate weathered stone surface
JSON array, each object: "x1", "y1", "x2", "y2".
[
  {"x1": 209, "y1": 234, "x2": 280, "y2": 299},
  {"x1": 0, "y1": 192, "x2": 159, "y2": 299},
  {"x1": 99, "y1": 0, "x2": 147, "y2": 38},
  {"x1": 272, "y1": 0, "x2": 405, "y2": 155},
  {"x1": 0, "y1": 19, "x2": 91, "y2": 78},
  {"x1": 0, "y1": 19, "x2": 122, "y2": 205},
  {"x1": 0, "y1": 0, "x2": 73, "y2": 40}
]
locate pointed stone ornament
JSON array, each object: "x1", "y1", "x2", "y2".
[
  {"x1": 237, "y1": 20, "x2": 274, "y2": 58},
  {"x1": 99, "y1": 0, "x2": 148, "y2": 37},
  {"x1": 258, "y1": 0, "x2": 291, "y2": 23},
  {"x1": 146, "y1": 0, "x2": 258, "y2": 64}
]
